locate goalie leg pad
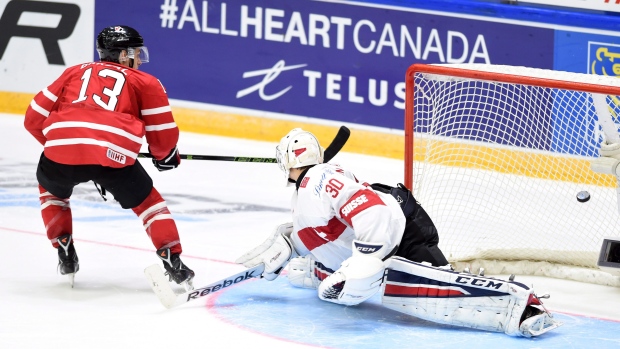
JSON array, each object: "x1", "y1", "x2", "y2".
[
  {"x1": 288, "y1": 256, "x2": 317, "y2": 289},
  {"x1": 318, "y1": 255, "x2": 385, "y2": 306},
  {"x1": 381, "y1": 257, "x2": 562, "y2": 337}
]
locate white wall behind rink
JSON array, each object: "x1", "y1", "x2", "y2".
[{"x1": 0, "y1": 0, "x2": 94, "y2": 94}]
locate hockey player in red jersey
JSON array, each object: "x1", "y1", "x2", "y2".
[
  {"x1": 237, "y1": 128, "x2": 561, "y2": 337},
  {"x1": 24, "y1": 25, "x2": 194, "y2": 289}
]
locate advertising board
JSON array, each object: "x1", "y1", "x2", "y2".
[
  {"x1": 94, "y1": 0, "x2": 554, "y2": 130},
  {"x1": 1, "y1": 0, "x2": 619, "y2": 159},
  {"x1": 0, "y1": 0, "x2": 93, "y2": 94}
]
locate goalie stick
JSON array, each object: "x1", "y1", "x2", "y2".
[
  {"x1": 323, "y1": 125, "x2": 350, "y2": 163},
  {"x1": 137, "y1": 125, "x2": 351, "y2": 164},
  {"x1": 144, "y1": 263, "x2": 265, "y2": 309}
]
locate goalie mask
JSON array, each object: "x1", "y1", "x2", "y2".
[{"x1": 276, "y1": 128, "x2": 324, "y2": 185}]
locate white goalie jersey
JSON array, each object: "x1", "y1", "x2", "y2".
[{"x1": 288, "y1": 163, "x2": 406, "y2": 272}]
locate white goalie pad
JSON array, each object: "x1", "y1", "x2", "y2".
[
  {"x1": 288, "y1": 256, "x2": 318, "y2": 289},
  {"x1": 381, "y1": 257, "x2": 562, "y2": 337},
  {"x1": 287, "y1": 256, "x2": 335, "y2": 289}
]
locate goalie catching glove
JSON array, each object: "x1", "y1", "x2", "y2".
[{"x1": 235, "y1": 222, "x2": 297, "y2": 280}]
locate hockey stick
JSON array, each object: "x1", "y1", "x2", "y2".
[
  {"x1": 137, "y1": 125, "x2": 351, "y2": 164},
  {"x1": 144, "y1": 263, "x2": 265, "y2": 309},
  {"x1": 324, "y1": 125, "x2": 350, "y2": 163},
  {"x1": 138, "y1": 153, "x2": 277, "y2": 163}
]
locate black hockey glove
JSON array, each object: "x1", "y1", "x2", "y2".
[{"x1": 152, "y1": 146, "x2": 181, "y2": 171}]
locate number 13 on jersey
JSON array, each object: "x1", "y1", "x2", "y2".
[{"x1": 73, "y1": 67, "x2": 126, "y2": 111}]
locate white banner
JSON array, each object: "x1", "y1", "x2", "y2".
[
  {"x1": 0, "y1": 0, "x2": 94, "y2": 94},
  {"x1": 519, "y1": 0, "x2": 620, "y2": 13}
]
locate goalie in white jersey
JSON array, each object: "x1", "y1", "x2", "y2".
[{"x1": 237, "y1": 128, "x2": 561, "y2": 337}]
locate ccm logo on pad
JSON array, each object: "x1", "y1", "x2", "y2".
[
  {"x1": 354, "y1": 241, "x2": 383, "y2": 254},
  {"x1": 455, "y1": 276, "x2": 504, "y2": 289}
]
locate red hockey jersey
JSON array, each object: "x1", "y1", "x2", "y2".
[{"x1": 24, "y1": 62, "x2": 179, "y2": 168}]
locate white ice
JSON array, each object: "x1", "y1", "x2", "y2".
[{"x1": 1, "y1": 113, "x2": 619, "y2": 348}]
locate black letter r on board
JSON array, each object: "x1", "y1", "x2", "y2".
[{"x1": 0, "y1": 1, "x2": 80, "y2": 65}]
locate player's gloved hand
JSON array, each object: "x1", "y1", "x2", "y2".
[
  {"x1": 235, "y1": 222, "x2": 297, "y2": 281},
  {"x1": 152, "y1": 146, "x2": 180, "y2": 171}
]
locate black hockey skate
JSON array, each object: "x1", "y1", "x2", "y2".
[
  {"x1": 57, "y1": 234, "x2": 79, "y2": 287},
  {"x1": 156, "y1": 248, "x2": 195, "y2": 291}
]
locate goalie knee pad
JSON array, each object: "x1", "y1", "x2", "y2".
[
  {"x1": 287, "y1": 256, "x2": 334, "y2": 289},
  {"x1": 381, "y1": 257, "x2": 562, "y2": 337}
]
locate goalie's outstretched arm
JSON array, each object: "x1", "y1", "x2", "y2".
[{"x1": 235, "y1": 222, "x2": 298, "y2": 281}]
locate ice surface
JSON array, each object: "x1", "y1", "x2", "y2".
[{"x1": 1, "y1": 113, "x2": 619, "y2": 348}]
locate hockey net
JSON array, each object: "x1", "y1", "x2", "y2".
[{"x1": 405, "y1": 64, "x2": 620, "y2": 286}]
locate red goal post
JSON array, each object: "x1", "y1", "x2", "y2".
[{"x1": 404, "y1": 64, "x2": 620, "y2": 286}]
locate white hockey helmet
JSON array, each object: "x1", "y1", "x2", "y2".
[{"x1": 276, "y1": 128, "x2": 324, "y2": 184}]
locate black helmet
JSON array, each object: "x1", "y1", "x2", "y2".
[{"x1": 96, "y1": 25, "x2": 148, "y2": 63}]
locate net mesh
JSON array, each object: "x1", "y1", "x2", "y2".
[{"x1": 409, "y1": 65, "x2": 620, "y2": 273}]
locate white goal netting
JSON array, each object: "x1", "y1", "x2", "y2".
[{"x1": 406, "y1": 64, "x2": 620, "y2": 285}]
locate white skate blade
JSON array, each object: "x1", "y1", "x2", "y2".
[
  {"x1": 67, "y1": 273, "x2": 75, "y2": 288},
  {"x1": 181, "y1": 278, "x2": 194, "y2": 292},
  {"x1": 519, "y1": 313, "x2": 562, "y2": 337}
]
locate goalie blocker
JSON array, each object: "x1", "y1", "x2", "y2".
[{"x1": 381, "y1": 257, "x2": 562, "y2": 337}]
